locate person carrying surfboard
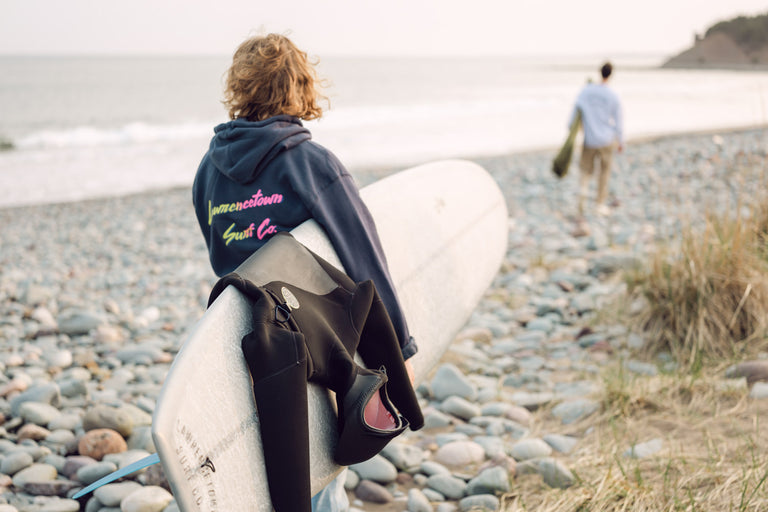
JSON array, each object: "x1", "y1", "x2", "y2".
[
  {"x1": 569, "y1": 61, "x2": 624, "y2": 216},
  {"x1": 192, "y1": 33, "x2": 418, "y2": 511}
]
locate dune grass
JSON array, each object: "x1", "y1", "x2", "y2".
[
  {"x1": 500, "y1": 180, "x2": 768, "y2": 510},
  {"x1": 624, "y1": 197, "x2": 768, "y2": 370},
  {"x1": 502, "y1": 369, "x2": 768, "y2": 511}
]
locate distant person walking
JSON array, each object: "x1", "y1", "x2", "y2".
[{"x1": 570, "y1": 62, "x2": 624, "y2": 215}]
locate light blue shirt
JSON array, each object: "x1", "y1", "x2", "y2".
[{"x1": 570, "y1": 82, "x2": 623, "y2": 149}]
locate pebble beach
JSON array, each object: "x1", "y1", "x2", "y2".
[{"x1": 0, "y1": 127, "x2": 766, "y2": 512}]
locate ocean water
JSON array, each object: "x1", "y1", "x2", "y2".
[{"x1": 1, "y1": 54, "x2": 768, "y2": 208}]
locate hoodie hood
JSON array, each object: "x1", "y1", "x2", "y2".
[{"x1": 207, "y1": 115, "x2": 312, "y2": 184}]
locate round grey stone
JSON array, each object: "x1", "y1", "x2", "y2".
[
  {"x1": 426, "y1": 474, "x2": 467, "y2": 500},
  {"x1": 459, "y1": 494, "x2": 499, "y2": 511},
  {"x1": 509, "y1": 438, "x2": 552, "y2": 461},
  {"x1": 18, "y1": 402, "x2": 62, "y2": 426},
  {"x1": 93, "y1": 481, "x2": 143, "y2": 507},
  {"x1": 10, "y1": 383, "x2": 62, "y2": 416},
  {"x1": 11, "y1": 463, "x2": 58, "y2": 488},
  {"x1": 1, "y1": 451, "x2": 34, "y2": 475},
  {"x1": 624, "y1": 438, "x2": 663, "y2": 459},
  {"x1": 380, "y1": 441, "x2": 426, "y2": 470},
  {"x1": 420, "y1": 461, "x2": 451, "y2": 477},
  {"x1": 119, "y1": 485, "x2": 174, "y2": 512},
  {"x1": 82, "y1": 405, "x2": 134, "y2": 437},
  {"x1": 407, "y1": 488, "x2": 433, "y2": 512},
  {"x1": 543, "y1": 433, "x2": 579, "y2": 454},
  {"x1": 77, "y1": 461, "x2": 118, "y2": 485},
  {"x1": 430, "y1": 364, "x2": 477, "y2": 401},
  {"x1": 440, "y1": 396, "x2": 481, "y2": 421},
  {"x1": 350, "y1": 455, "x2": 397, "y2": 483},
  {"x1": 465, "y1": 466, "x2": 510, "y2": 495},
  {"x1": 551, "y1": 399, "x2": 599, "y2": 424}
]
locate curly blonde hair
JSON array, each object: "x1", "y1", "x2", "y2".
[{"x1": 223, "y1": 34, "x2": 327, "y2": 122}]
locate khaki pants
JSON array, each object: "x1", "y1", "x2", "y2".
[{"x1": 579, "y1": 144, "x2": 614, "y2": 211}]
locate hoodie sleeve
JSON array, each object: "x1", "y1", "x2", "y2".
[{"x1": 300, "y1": 152, "x2": 417, "y2": 360}]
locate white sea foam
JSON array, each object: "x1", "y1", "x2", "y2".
[
  {"x1": 14, "y1": 122, "x2": 214, "y2": 150},
  {"x1": 1, "y1": 55, "x2": 768, "y2": 208}
]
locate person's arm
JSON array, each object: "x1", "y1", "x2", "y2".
[{"x1": 305, "y1": 155, "x2": 417, "y2": 360}]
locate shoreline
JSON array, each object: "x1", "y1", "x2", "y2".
[{"x1": 2, "y1": 124, "x2": 765, "y2": 213}]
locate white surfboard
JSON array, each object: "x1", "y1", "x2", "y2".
[{"x1": 151, "y1": 159, "x2": 508, "y2": 511}]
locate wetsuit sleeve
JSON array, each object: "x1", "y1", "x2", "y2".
[{"x1": 305, "y1": 162, "x2": 417, "y2": 360}]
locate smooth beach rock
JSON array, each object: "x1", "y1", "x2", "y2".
[
  {"x1": 1, "y1": 450, "x2": 34, "y2": 475},
  {"x1": 120, "y1": 485, "x2": 174, "y2": 512},
  {"x1": 31, "y1": 306, "x2": 57, "y2": 327},
  {"x1": 103, "y1": 449, "x2": 152, "y2": 473},
  {"x1": 77, "y1": 428, "x2": 127, "y2": 460},
  {"x1": 473, "y1": 436, "x2": 506, "y2": 459},
  {"x1": 9, "y1": 383, "x2": 62, "y2": 416},
  {"x1": 127, "y1": 425, "x2": 155, "y2": 452},
  {"x1": 380, "y1": 441, "x2": 426, "y2": 470},
  {"x1": 57, "y1": 310, "x2": 106, "y2": 336},
  {"x1": 82, "y1": 405, "x2": 134, "y2": 437},
  {"x1": 27, "y1": 499, "x2": 80, "y2": 512},
  {"x1": 551, "y1": 399, "x2": 600, "y2": 424},
  {"x1": 11, "y1": 463, "x2": 58, "y2": 488},
  {"x1": 470, "y1": 416, "x2": 528, "y2": 439},
  {"x1": 465, "y1": 466, "x2": 510, "y2": 495},
  {"x1": 426, "y1": 474, "x2": 467, "y2": 500},
  {"x1": 407, "y1": 488, "x2": 433, "y2": 512},
  {"x1": 44, "y1": 350, "x2": 73, "y2": 369},
  {"x1": 459, "y1": 494, "x2": 499, "y2": 511},
  {"x1": 749, "y1": 382, "x2": 768, "y2": 399},
  {"x1": 57, "y1": 379, "x2": 89, "y2": 400},
  {"x1": 423, "y1": 409, "x2": 455, "y2": 429},
  {"x1": 433, "y1": 440, "x2": 485, "y2": 467},
  {"x1": 77, "y1": 460, "x2": 118, "y2": 485},
  {"x1": 517, "y1": 457, "x2": 575, "y2": 489},
  {"x1": 624, "y1": 438, "x2": 664, "y2": 459},
  {"x1": 350, "y1": 455, "x2": 397, "y2": 484},
  {"x1": 119, "y1": 403, "x2": 153, "y2": 428},
  {"x1": 18, "y1": 401, "x2": 62, "y2": 426},
  {"x1": 41, "y1": 453, "x2": 67, "y2": 473},
  {"x1": 440, "y1": 396, "x2": 481, "y2": 421},
  {"x1": 44, "y1": 429, "x2": 78, "y2": 452},
  {"x1": 434, "y1": 432, "x2": 469, "y2": 447},
  {"x1": 726, "y1": 360, "x2": 768, "y2": 384},
  {"x1": 420, "y1": 461, "x2": 451, "y2": 477},
  {"x1": 509, "y1": 438, "x2": 552, "y2": 461},
  {"x1": 344, "y1": 469, "x2": 360, "y2": 490},
  {"x1": 136, "y1": 460, "x2": 169, "y2": 488},
  {"x1": 61, "y1": 455, "x2": 97, "y2": 480},
  {"x1": 17, "y1": 423, "x2": 51, "y2": 442},
  {"x1": 23, "y1": 478, "x2": 79, "y2": 496},
  {"x1": 430, "y1": 364, "x2": 477, "y2": 401},
  {"x1": 0, "y1": 377, "x2": 29, "y2": 397},
  {"x1": 354, "y1": 480, "x2": 394, "y2": 504},
  {"x1": 503, "y1": 390, "x2": 555, "y2": 411},
  {"x1": 543, "y1": 433, "x2": 579, "y2": 454},
  {"x1": 94, "y1": 481, "x2": 144, "y2": 507}
]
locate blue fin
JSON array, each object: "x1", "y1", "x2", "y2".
[{"x1": 73, "y1": 453, "x2": 161, "y2": 499}]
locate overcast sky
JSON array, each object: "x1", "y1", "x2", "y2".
[{"x1": 2, "y1": 0, "x2": 767, "y2": 58}]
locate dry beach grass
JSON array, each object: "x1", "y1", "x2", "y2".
[{"x1": 500, "y1": 161, "x2": 768, "y2": 510}]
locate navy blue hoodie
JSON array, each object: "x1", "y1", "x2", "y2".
[{"x1": 193, "y1": 115, "x2": 416, "y2": 359}]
